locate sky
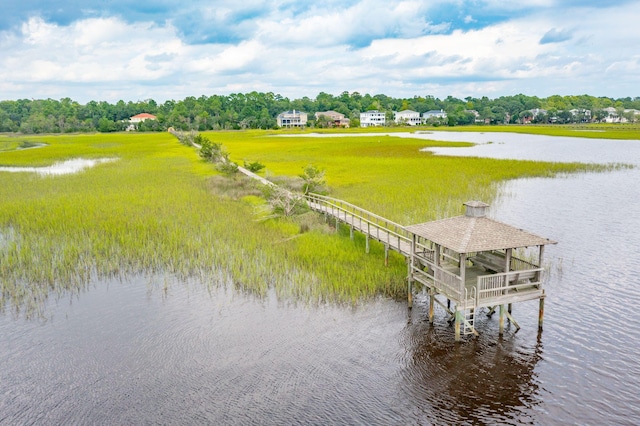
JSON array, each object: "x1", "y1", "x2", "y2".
[{"x1": 1, "y1": 0, "x2": 639, "y2": 103}]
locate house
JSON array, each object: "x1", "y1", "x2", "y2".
[
  {"x1": 623, "y1": 109, "x2": 640, "y2": 123},
  {"x1": 602, "y1": 107, "x2": 619, "y2": 123},
  {"x1": 422, "y1": 109, "x2": 447, "y2": 121},
  {"x1": 360, "y1": 110, "x2": 386, "y2": 127},
  {"x1": 394, "y1": 110, "x2": 421, "y2": 126},
  {"x1": 569, "y1": 109, "x2": 592, "y2": 123},
  {"x1": 277, "y1": 110, "x2": 308, "y2": 128},
  {"x1": 314, "y1": 111, "x2": 350, "y2": 127},
  {"x1": 129, "y1": 113, "x2": 157, "y2": 123},
  {"x1": 522, "y1": 108, "x2": 548, "y2": 123},
  {"x1": 126, "y1": 113, "x2": 157, "y2": 130}
]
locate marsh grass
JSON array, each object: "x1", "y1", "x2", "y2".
[
  {"x1": 213, "y1": 131, "x2": 616, "y2": 223},
  {"x1": 0, "y1": 129, "x2": 624, "y2": 316}
]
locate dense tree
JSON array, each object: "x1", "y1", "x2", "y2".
[{"x1": 1, "y1": 92, "x2": 638, "y2": 134}]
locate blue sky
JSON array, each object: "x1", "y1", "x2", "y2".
[{"x1": 1, "y1": 0, "x2": 639, "y2": 103}]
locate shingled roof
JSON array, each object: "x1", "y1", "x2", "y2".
[{"x1": 405, "y1": 202, "x2": 557, "y2": 253}]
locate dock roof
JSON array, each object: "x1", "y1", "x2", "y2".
[{"x1": 405, "y1": 215, "x2": 557, "y2": 253}]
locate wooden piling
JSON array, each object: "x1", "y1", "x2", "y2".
[
  {"x1": 407, "y1": 260, "x2": 413, "y2": 309},
  {"x1": 428, "y1": 289, "x2": 434, "y2": 324},
  {"x1": 455, "y1": 310, "x2": 462, "y2": 341},
  {"x1": 499, "y1": 305, "x2": 505, "y2": 335},
  {"x1": 538, "y1": 297, "x2": 545, "y2": 331}
]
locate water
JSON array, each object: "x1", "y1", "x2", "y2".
[
  {"x1": 1, "y1": 133, "x2": 640, "y2": 424},
  {"x1": 0, "y1": 158, "x2": 116, "y2": 176}
]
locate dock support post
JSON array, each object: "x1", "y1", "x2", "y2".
[
  {"x1": 508, "y1": 303, "x2": 512, "y2": 314},
  {"x1": 455, "y1": 309, "x2": 462, "y2": 341},
  {"x1": 538, "y1": 297, "x2": 545, "y2": 331},
  {"x1": 499, "y1": 304, "x2": 505, "y2": 335},
  {"x1": 407, "y1": 260, "x2": 413, "y2": 309},
  {"x1": 429, "y1": 289, "x2": 435, "y2": 324},
  {"x1": 365, "y1": 235, "x2": 370, "y2": 254},
  {"x1": 350, "y1": 225, "x2": 354, "y2": 240},
  {"x1": 408, "y1": 234, "x2": 415, "y2": 309},
  {"x1": 384, "y1": 245, "x2": 389, "y2": 266},
  {"x1": 366, "y1": 223, "x2": 370, "y2": 253}
]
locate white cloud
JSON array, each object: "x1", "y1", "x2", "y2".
[{"x1": 0, "y1": 1, "x2": 639, "y2": 102}]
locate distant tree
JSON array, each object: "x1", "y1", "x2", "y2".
[{"x1": 299, "y1": 164, "x2": 326, "y2": 195}]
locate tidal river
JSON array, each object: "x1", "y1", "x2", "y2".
[{"x1": 1, "y1": 132, "x2": 639, "y2": 424}]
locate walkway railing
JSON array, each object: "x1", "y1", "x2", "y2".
[{"x1": 304, "y1": 193, "x2": 416, "y2": 257}]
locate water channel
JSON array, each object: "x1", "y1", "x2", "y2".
[{"x1": 1, "y1": 132, "x2": 639, "y2": 424}]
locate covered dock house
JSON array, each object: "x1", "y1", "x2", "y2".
[{"x1": 405, "y1": 201, "x2": 557, "y2": 341}]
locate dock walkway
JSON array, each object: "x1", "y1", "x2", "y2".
[{"x1": 304, "y1": 193, "x2": 412, "y2": 257}]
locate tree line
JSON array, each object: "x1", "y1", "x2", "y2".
[{"x1": 1, "y1": 91, "x2": 639, "y2": 133}]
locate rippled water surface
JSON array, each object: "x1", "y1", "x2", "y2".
[{"x1": 1, "y1": 133, "x2": 639, "y2": 424}]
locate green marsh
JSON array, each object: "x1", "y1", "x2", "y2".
[{"x1": 0, "y1": 130, "x2": 621, "y2": 316}]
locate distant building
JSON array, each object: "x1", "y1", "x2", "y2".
[
  {"x1": 394, "y1": 110, "x2": 421, "y2": 126},
  {"x1": 360, "y1": 110, "x2": 386, "y2": 127},
  {"x1": 129, "y1": 113, "x2": 157, "y2": 123},
  {"x1": 423, "y1": 109, "x2": 447, "y2": 121},
  {"x1": 464, "y1": 109, "x2": 484, "y2": 123},
  {"x1": 127, "y1": 113, "x2": 157, "y2": 131},
  {"x1": 623, "y1": 109, "x2": 640, "y2": 123},
  {"x1": 277, "y1": 110, "x2": 308, "y2": 128},
  {"x1": 569, "y1": 109, "x2": 592, "y2": 123},
  {"x1": 602, "y1": 107, "x2": 619, "y2": 123},
  {"x1": 315, "y1": 111, "x2": 350, "y2": 127}
]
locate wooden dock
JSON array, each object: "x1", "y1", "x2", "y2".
[{"x1": 304, "y1": 194, "x2": 556, "y2": 341}]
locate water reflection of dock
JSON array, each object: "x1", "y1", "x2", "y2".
[
  {"x1": 305, "y1": 194, "x2": 556, "y2": 341},
  {"x1": 399, "y1": 315, "x2": 544, "y2": 422}
]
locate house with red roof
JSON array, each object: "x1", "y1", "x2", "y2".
[{"x1": 129, "y1": 113, "x2": 157, "y2": 123}]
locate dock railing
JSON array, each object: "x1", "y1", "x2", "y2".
[
  {"x1": 410, "y1": 262, "x2": 463, "y2": 301},
  {"x1": 476, "y1": 268, "x2": 544, "y2": 305},
  {"x1": 305, "y1": 193, "x2": 426, "y2": 257}
]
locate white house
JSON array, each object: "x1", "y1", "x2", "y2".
[
  {"x1": 422, "y1": 109, "x2": 447, "y2": 121},
  {"x1": 129, "y1": 113, "x2": 157, "y2": 123},
  {"x1": 600, "y1": 108, "x2": 639, "y2": 123},
  {"x1": 360, "y1": 110, "x2": 386, "y2": 127},
  {"x1": 569, "y1": 109, "x2": 592, "y2": 122},
  {"x1": 277, "y1": 110, "x2": 308, "y2": 128},
  {"x1": 127, "y1": 113, "x2": 157, "y2": 131},
  {"x1": 602, "y1": 107, "x2": 619, "y2": 123},
  {"x1": 623, "y1": 109, "x2": 640, "y2": 123},
  {"x1": 394, "y1": 110, "x2": 421, "y2": 126}
]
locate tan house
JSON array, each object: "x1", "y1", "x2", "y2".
[
  {"x1": 314, "y1": 111, "x2": 350, "y2": 127},
  {"x1": 277, "y1": 110, "x2": 308, "y2": 128}
]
